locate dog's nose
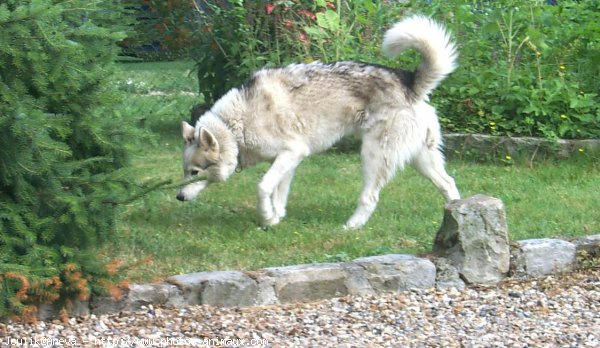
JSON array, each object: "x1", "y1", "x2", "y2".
[{"x1": 176, "y1": 193, "x2": 186, "y2": 201}]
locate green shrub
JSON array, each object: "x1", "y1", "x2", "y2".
[
  {"x1": 425, "y1": 0, "x2": 600, "y2": 139},
  {"x1": 0, "y1": 0, "x2": 134, "y2": 318},
  {"x1": 189, "y1": 0, "x2": 405, "y2": 103},
  {"x1": 186, "y1": 0, "x2": 599, "y2": 138},
  {"x1": 121, "y1": 0, "x2": 195, "y2": 61}
]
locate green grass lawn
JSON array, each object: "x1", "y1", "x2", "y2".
[
  {"x1": 108, "y1": 61, "x2": 600, "y2": 282},
  {"x1": 114, "y1": 60, "x2": 198, "y2": 95}
]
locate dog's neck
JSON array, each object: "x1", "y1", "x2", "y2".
[
  {"x1": 210, "y1": 88, "x2": 246, "y2": 138},
  {"x1": 206, "y1": 88, "x2": 250, "y2": 169},
  {"x1": 196, "y1": 87, "x2": 252, "y2": 173},
  {"x1": 196, "y1": 112, "x2": 240, "y2": 176}
]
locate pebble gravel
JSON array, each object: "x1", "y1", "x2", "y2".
[{"x1": 1, "y1": 268, "x2": 598, "y2": 347}]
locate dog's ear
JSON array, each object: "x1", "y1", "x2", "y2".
[
  {"x1": 199, "y1": 128, "x2": 219, "y2": 152},
  {"x1": 181, "y1": 121, "x2": 195, "y2": 145}
]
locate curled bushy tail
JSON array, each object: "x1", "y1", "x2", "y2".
[{"x1": 382, "y1": 15, "x2": 458, "y2": 100}]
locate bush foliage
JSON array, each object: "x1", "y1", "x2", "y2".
[
  {"x1": 121, "y1": 0, "x2": 195, "y2": 60},
  {"x1": 190, "y1": 0, "x2": 403, "y2": 103},
  {"x1": 136, "y1": 0, "x2": 599, "y2": 138},
  {"x1": 0, "y1": 0, "x2": 133, "y2": 318},
  {"x1": 431, "y1": 0, "x2": 600, "y2": 140}
]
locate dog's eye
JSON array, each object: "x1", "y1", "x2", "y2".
[{"x1": 190, "y1": 169, "x2": 199, "y2": 176}]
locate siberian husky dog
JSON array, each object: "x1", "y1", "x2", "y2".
[{"x1": 177, "y1": 15, "x2": 461, "y2": 229}]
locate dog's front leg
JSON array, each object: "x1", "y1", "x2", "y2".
[{"x1": 258, "y1": 150, "x2": 305, "y2": 227}]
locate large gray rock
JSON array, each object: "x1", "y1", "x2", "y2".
[
  {"x1": 90, "y1": 296, "x2": 128, "y2": 316},
  {"x1": 511, "y1": 239, "x2": 576, "y2": 278},
  {"x1": 574, "y1": 234, "x2": 600, "y2": 256},
  {"x1": 353, "y1": 254, "x2": 436, "y2": 291},
  {"x1": 433, "y1": 257, "x2": 466, "y2": 290},
  {"x1": 341, "y1": 262, "x2": 377, "y2": 296},
  {"x1": 38, "y1": 300, "x2": 90, "y2": 320},
  {"x1": 434, "y1": 195, "x2": 510, "y2": 284},
  {"x1": 573, "y1": 234, "x2": 600, "y2": 269},
  {"x1": 128, "y1": 283, "x2": 184, "y2": 309},
  {"x1": 261, "y1": 263, "x2": 350, "y2": 303},
  {"x1": 90, "y1": 284, "x2": 182, "y2": 315},
  {"x1": 251, "y1": 271, "x2": 279, "y2": 306},
  {"x1": 167, "y1": 271, "x2": 258, "y2": 307}
]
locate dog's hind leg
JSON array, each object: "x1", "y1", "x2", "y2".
[
  {"x1": 411, "y1": 144, "x2": 460, "y2": 202},
  {"x1": 344, "y1": 131, "x2": 400, "y2": 230},
  {"x1": 258, "y1": 148, "x2": 306, "y2": 227},
  {"x1": 272, "y1": 169, "x2": 296, "y2": 221}
]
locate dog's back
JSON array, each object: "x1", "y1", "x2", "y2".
[{"x1": 238, "y1": 62, "x2": 417, "y2": 152}]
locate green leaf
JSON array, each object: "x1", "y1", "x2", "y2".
[
  {"x1": 0, "y1": 4, "x2": 9, "y2": 22},
  {"x1": 558, "y1": 122, "x2": 572, "y2": 137},
  {"x1": 482, "y1": 21, "x2": 499, "y2": 34},
  {"x1": 304, "y1": 26, "x2": 326, "y2": 38},
  {"x1": 363, "y1": 0, "x2": 377, "y2": 13},
  {"x1": 316, "y1": 10, "x2": 340, "y2": 32},
  {"x1": 468, "y1": 87, "x2": 480, "y2": 95}
]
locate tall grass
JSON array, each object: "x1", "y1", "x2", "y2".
[{"x1": 109, "y1": 62, "x2": 600, "y2": 282}]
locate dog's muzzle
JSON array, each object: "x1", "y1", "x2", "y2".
[{"x1": 176, "y1": 180, "x2": 208, "y2": 202}]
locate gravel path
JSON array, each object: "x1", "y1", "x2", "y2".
[{"x1": 2, "y1": 268, "x2": 598, "y2": 347}]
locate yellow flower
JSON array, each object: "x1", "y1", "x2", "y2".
[
  {"x1": 505, "y1": 155, "x2": 512, "y2": 161},
  {"x1": 478, "y1": 110, "x2": 485, "y2": 117},
  {"x1": 489, "y1": 121, "x2": 496, "y2": 126},
  {"x1": 578, "y1": 148, "x2": 584, "y2": 153},
  {"x1": 559, "y1": 65, "x2": 566, "y2": 70},
  {"x1": 560, "y1": 114, "x2": 568, "y2": 120}
]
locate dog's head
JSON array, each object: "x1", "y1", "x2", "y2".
[{"x1": 176, "y1": 121, "x2": 235, "y2": 201}]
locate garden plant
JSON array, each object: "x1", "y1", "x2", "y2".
[{"x1": 0, "y1": 0, "x2": 137, "y2": 319}]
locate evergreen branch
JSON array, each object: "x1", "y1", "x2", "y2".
[
  {"x1": 0, "y1": 8, "x2": 47, "y2": 25},
  {"x1": 37, "y1": 143, "x2": 71, "y2": 155},
  {"x1": 102, "y1": 175, "x2": 208, "y2": 206},
  {"x1": 101, "y1": 179, "x2": 172, "y2": 205},
  {"x1": 155, "y1": 175, "x2": 208, "y2": 192},
  {"x1": 17, "y1": 162, "x2": 36, "y2": 174}
]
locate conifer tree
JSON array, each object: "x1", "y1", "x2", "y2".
[{"x1": 0, "y1": 0, "x2": 133, "y2": 317}]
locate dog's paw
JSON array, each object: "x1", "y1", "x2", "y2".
[
  {"x1": 261, "y1": 215, "x2": 280, "y2": 228},
  {"x1": 343, "y1": 220, "x2": 363, "y2": 230},
  {"x1": 273, "y1": 207, "x2": 286, "y2": 221}
]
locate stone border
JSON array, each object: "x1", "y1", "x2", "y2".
[
  {"x1": 443, "y1": 134, "x2": 600, "y2": 160},
  {"x1": 37, "y1": 196, "x2": 599, "y2": 320}
]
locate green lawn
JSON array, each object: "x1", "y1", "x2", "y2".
[
  {"x1": 108, "y1": 62, "x2": 600, "y2": 282},
  {"x1": 114, "y1": 60, "x2": 198, "y2": 95}
]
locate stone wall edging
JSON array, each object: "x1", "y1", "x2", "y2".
[
  {"x1": 443, "y1": 133, "x2": 600, "y2": 160},
  {"x1": 34, "y1": 195, "x2": 600, "y2": 319},
  {"x1": 39, "y1": 233, "x2": 599, "y2": 320}
]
